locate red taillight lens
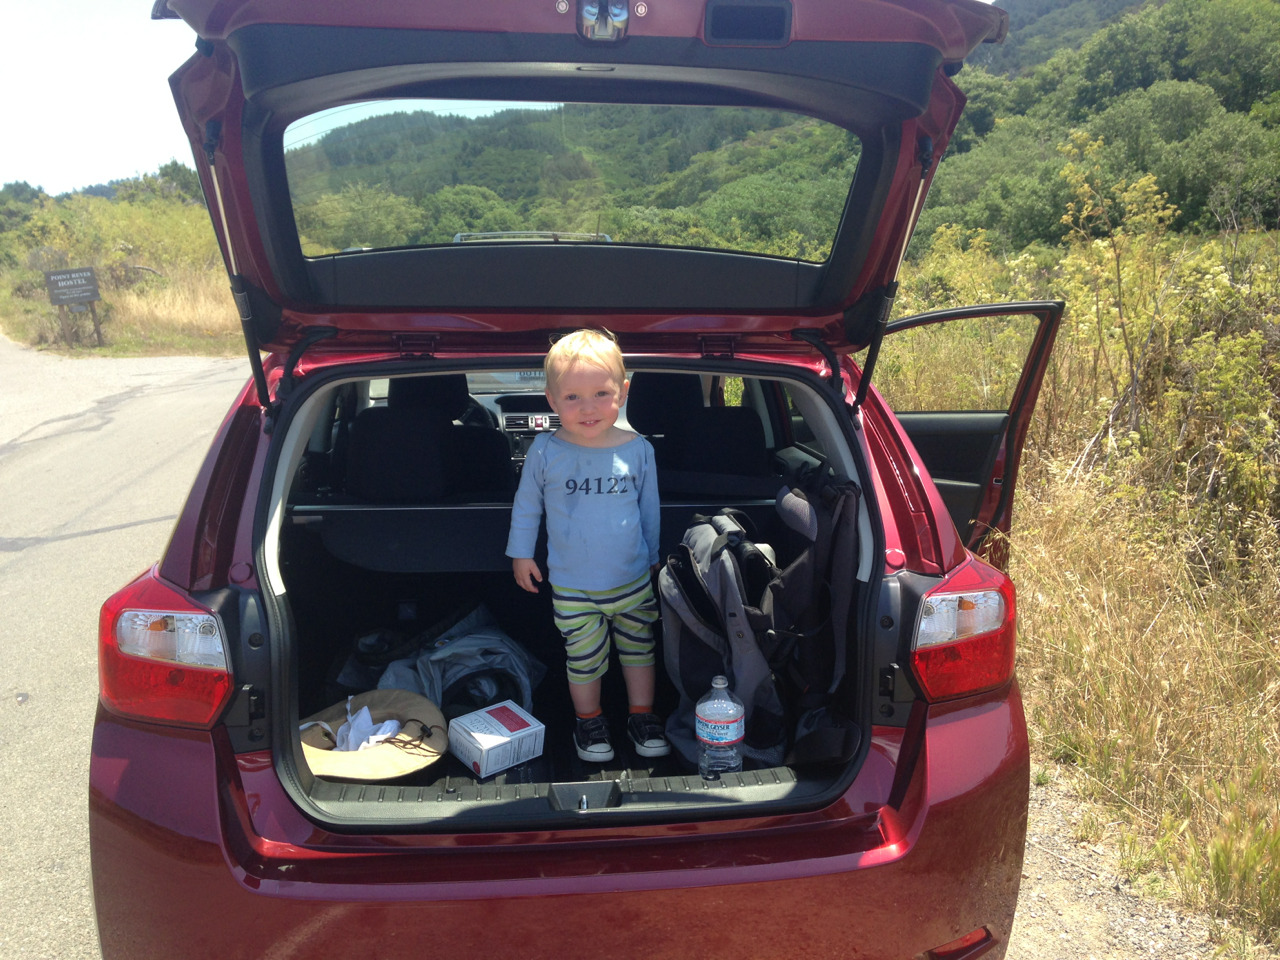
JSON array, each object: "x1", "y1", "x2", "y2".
[
  {"x1": 98, "y1": 568, "x2": 233, "y2": 728},
  {"x1": 909, "y1": 556, "x2": 1016, "y2": 702},
  {"x1": 925, "y1": 926, "x2": 996, "y2": 959}
]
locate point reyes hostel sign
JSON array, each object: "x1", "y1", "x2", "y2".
[
  {"x1": 44, "y1": 267, "x2": 107, "y2": 346},
  {"x1": 44, "y1": 267, "x2": 101, "y2": 307}
]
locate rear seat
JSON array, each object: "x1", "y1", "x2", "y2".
[
  {"x1": 625, "y1": 372, "x2": 705, "y2": 469},
  {"x1": 344, "y1": 375, "x2": 516, "y2": 504},
  {"x1": 629, "y1": 375, "x2": 781, "y2": 498}
]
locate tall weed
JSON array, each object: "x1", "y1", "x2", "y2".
[
  {"x1": 1012, "y1": 472, "x2": 1280, "y2": 937},
  {"x1": 899, "y1": 153, "x2": 1279, "y2": 944}
]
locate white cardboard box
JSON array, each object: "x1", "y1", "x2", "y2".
[{"x1": 448, "y1": 700, "x2": 545, "y2": 778}]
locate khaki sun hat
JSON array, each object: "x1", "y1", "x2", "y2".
[{"x1": 300, "y1": 689, "x2": 448, "y2": 781}]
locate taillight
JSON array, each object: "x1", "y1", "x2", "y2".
[
  {"x1": 909, "y1": 555, "x2": 1016, "y2": 702},
  {"x1": 98, "y1": 567, "x2": 233, "y2": 728},
  {"x1": 924, "y1": 926, "x2": 996, "y2": 959}
]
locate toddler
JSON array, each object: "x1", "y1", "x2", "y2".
[{"x1": 506, "y1": 329, "x2": 669, "y2": 762}]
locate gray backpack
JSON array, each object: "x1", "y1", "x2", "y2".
[{"x1": 660, "y1": 480, "x2": 861, "y2": 770}]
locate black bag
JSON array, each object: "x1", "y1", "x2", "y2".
[{"x1": 659, "y1": 480, "x2": 863, "y2": 769}]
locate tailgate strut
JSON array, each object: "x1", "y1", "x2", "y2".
[
  {"x1": 849, "y1": 281, "x2": 897, "y2": 412},
  {"x1": 203, "y1": 120, "x2": 271, "y2": 411},
  {"x1": 230, "y1": 275, "x2": 271, "y2": 410}
]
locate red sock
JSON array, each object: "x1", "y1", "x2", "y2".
[
  {"x1": 576, "y1": 708, "x2": 603, "y2": 720},
  {"x1": 629, "y1": 705, "x2": 653, "y2": 715}
]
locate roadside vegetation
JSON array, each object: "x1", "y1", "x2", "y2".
[
  {"x1": 0, "y1": 0, "x2": 1275, "y2": 947},
  {"x1": 895, "y1": 205, "x2": 1279, "y2": 949},
  {"x1": 0, "y1": 168, "x2": 238, "y2": 356}
]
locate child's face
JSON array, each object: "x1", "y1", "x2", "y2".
[{"x1": 545, "y1": 361, "x2": 629, "y2": 447}]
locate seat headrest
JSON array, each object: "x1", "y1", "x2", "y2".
[
  {"x1": 389, "y1": 375, "x2": 470, "y2": 421},
  {"x1": 625, "y1": 372, "x2": 703, "y2": 436},
  {"x1": 344, "y1": 408, "x2": 450, "y2": 503}
]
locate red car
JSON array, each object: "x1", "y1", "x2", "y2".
[{"x1": 92, "y1": 1, "x2": 1061, "y2": 957}]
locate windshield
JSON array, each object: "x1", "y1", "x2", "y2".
[
  {"x1": 466, "y1": 371, "x2": 547, "y2": 394},
  {"x1": 283, "y1": 99, "x2": 860, "y2": 263}
]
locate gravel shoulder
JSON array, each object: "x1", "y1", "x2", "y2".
[{"x1": 1007, "y1": 761, "x2": 1275, "y2": 960}]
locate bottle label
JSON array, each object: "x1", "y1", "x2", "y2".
[{"x1": 696, "y1": 714, "x2": 744, "y2": 746}]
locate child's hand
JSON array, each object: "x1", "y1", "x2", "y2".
[{"x1": 512, "y1": 558, "x2": 543, "y2": 593}]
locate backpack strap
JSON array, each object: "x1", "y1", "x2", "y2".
[{"x1": 667, "y1": 543, "x2": 725, "y2": 636}]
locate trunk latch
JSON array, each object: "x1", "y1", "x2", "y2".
[
  {"x1": 395, "y1": 334, "x2": 439, "y2": 357},
  {"x1": 700, "y1": 335, "x2": 737, "y2": 358}
]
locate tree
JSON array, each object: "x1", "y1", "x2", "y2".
[
  {"x1": 0, "y1": 181, "x2": 44, "y2": 233},
  {"x1": 919, "y1": 114, "x2": 1073, "y2": 252},
  {"x1": 948, "y1": 67, "x2": 1015, "y2": 156},
  {"x1": 1087, "y1": 82, "x2": 1280, "y2": 229},
  {"x1": 110, "y1": 162, "x2": 207, "y2": 207},
  {"x1": 1178, "y1": 0, "x2": 1280, "y2": 113},
  {"x1": 294, "y1": 183, "x2": 424, "y2": 254},
  {"x1": 157, "y1": 161, "x2": 205, "y2": 206},
  {"x1": 1068, "y1": 7, "x2": 1176, "y2": 119},
  {"x1": 417, "y1": 185, "x2": 521, "y2": 244}
]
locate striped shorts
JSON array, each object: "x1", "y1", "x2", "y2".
[{"x1": 551, "y1": 573, "x2": 660, "y2": 684}]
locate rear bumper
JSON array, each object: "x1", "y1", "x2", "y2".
[{"x1": 90, "y1": 687, "x2": 1028, "y2": 960}]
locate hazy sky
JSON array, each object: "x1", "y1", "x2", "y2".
[
  {"x1": 1, "y1": 1, "x2": 200, "y2": 195},
  {"x1": 2, "y1": 0, "x2": 997, "y2": 196}
]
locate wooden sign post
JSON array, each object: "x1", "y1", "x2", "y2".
[{"x1": 43, "y1": 267, "x2": 103, "y2": 347}]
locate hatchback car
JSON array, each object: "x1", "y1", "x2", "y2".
[{"x1": 91, "y1": 1, "x2": 1062, "y2": 957}]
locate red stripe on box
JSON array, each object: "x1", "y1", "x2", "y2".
[{"x1": 487, "y1": 704, "x2": 530, "y2": 732}]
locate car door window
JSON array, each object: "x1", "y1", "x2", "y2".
[
  {"x1": 870, "y1": 305, "x2": 1062, "y2": 560},
  {"x1": 873, "y1": 313, "x2": 1040, "y2": 413}
]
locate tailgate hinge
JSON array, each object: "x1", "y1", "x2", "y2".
[{"x1": 699, "y1": 335, "x2": 737, "y2": 359}]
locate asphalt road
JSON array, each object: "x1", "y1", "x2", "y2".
[{"x1": 0, "y1": 336, "x2": 246, "y2": 960}]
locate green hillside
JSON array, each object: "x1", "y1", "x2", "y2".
[
  {"x1": 285, "y1": 104, "x2": 857, "y2": 260},
  {"x1": 971, "y1": 0, "x2": 1147, "y2": 76},
  {"x1": 931, "y1": 0, "x2": 1280, "y2": 251}
]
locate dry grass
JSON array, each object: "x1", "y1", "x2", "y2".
[
  {"x1": 1011, "y1": 468, "x2": 1280, "y2": 941},
  {"x1": 102, "y1": 266, "x2": 241, "y2": 354}
]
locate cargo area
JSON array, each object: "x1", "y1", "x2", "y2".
[{"x1": 265, "y1": 365, "x2": 873, "y2": 823}]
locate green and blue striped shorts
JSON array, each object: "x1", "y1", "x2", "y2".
[{"x1": 551, "y1": 573, "x2": 659, "y2": 684}]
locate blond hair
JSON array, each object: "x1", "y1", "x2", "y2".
[{"x1": 544, "y1": 328, "x2": 625, "y2": 390}]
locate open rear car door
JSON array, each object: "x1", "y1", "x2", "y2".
[{"x1": 875, "y1": 300, "x2": 1064, "y2": 566}]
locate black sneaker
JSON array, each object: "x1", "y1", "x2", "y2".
[
  {"x1": 626, "y1": 712, "x2": 671, "y2": 758},
  {"x1": 574, "y1": 715, "x2": 614, "y2": 763}
]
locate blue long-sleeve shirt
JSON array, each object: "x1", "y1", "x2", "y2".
[{"x1": 506, "y1": 432, "x2": 660, "y2": 591}]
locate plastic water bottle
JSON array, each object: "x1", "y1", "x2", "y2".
[{"x1": 696, "y1": 676, "x2": 744, "y2": 780}]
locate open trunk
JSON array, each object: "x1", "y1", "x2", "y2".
[{"x1": 263, "y1": 358, "x2": 879, "y2": 827}]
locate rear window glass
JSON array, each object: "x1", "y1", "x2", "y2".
[{"x1": 283, "y1": 99, "x2": 860, "y2": 263}]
